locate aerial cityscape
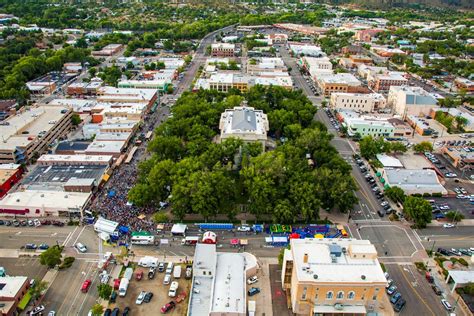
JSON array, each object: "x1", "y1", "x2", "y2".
[{"x1": 0, "y1": 0, "x2": 473, "y2": 315}]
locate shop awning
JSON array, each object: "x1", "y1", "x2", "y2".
[
  {"x1": 230, "y1": 239, "x2": 239, "y2": 245},
  {"x1": 313, "y1": 304, "x2": 366, "y2": 314},
  {"x1": 17, "y1": 291, "x2": 31, "y2": 310},
  {"x1": 240, "y1": 239, "x2": 248, "y2": 245}
]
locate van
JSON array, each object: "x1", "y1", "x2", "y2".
[
  {"x1": 163, "y1": 274, "x2": 171, "y2": 285},
  {"x1": 165, "y1": 262, "x2": 174, "y2": 274}
]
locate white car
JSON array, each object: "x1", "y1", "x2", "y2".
[
  {"x1": 441, "y1": 299, "x2": 453, "y2": 311},
  {"x1": 135, "y1": 291, "x2": 147, "y2": 305},
  {"x1": 31, "y1": 305, "x2": 45, "y2": 315},
  {"x1": 443, "y1": 223, "x2": 455, "y2": 228},
  {"x1": 237, "y1": 225, "x2": 251, "y2": 232},
  {"x1": 247, "y1": 276, "x2": 258, "y2": 284},
  {"x1": 33, "y1": 219, "x2": 41, "y2": 227},
  {"x1": 439, "y1": 205, "x2": 450, "y2": 210},
  {"x1": 48, "y1": 312, "x2": 56, "y2": 316},
  {"x1": 75, "y1": 242, "x2": 87, "y2": 253}
]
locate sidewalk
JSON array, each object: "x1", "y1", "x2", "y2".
[{"x1": 258, "y1": 257, "x2": 278, "y2": 316}]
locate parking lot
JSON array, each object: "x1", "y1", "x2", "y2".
[
  {"x1": 416, "y1": 226, "x2": 474, "y2": 250},
  {"x1": 112, "y1": 264, "x2": 191, "y2": 315},
  {"x1": 0, "y1": 257, "x2": 47, "y2": 281},
  {"x1": 426, "y1": 196, "x2": 474, "y2": 220}
]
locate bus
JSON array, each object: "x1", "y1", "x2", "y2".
[
  {"x1": 131, "y1": 231, "x2": 155, "y2": 245},
  {"x1": 145, "y1": 131, "x2": 153, "y2": 140},
  {"x1": 125, "y1": 146, "x2": 138, "y2": 164}
]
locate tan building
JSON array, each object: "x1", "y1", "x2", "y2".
[
  {"x1": 208, "y1": 73, "x2": 249, "y2": 92},
  {"x1": 442, "y1": 146, "x2": 474, "y2": 169},
  {"x1": 282, "y1": 238, "x2": 387, "y2": 315},
  {"x1": 330, "y1": 93, "x2": 386, "y2": 112},
  {"x1": 316, "y1": 73, "x2": 363, "y2": 97},
  {"x1": 0, "y1": 276, "x2": 30, "y2": 316},
  {"x1": 211, "y1": 43, "x2": 235, "y2": 57},
  {"x1": 0, "y1": 106, "x2": 72, "y2": 164},
  {"x1": 369, "y1": 72, "x2": 408, "y2": 92},
  {"x1": 388, "y1": 86, "x2": 438, "y2": 119}
]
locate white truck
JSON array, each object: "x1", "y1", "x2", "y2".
[
  {"x1": 118, "y1": 278, "x2": 129, "y2": 297},
  {"x1": 173, "y1": 265, "x2": 182, "y2": 279},
  {"x1": 168, "y1": 281, "x2": 179, "y2": 297},
  {"x1": 181, "y1": 236, "x2": 199, "y2": 246},
  {"x1": 123, "y1": 267, "x2": 133, "y2": 281},
  {"x1": 248, "y1": 300, "x2": 256, "y2": 316},
  {"x1": 138, "y1": 256, "x2": 158, "y2": 268}
]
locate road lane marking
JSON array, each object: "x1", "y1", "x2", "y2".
[
  {"x1": 71, "y1": 226, "x2": 86, "y2": 246},
  {"x1": 398, "y1": 265, "x2": 435, "y2": 316}
]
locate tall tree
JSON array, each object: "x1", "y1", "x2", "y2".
[{"x1": 403, "y1": 196, "x2": 432, "y2": 228}]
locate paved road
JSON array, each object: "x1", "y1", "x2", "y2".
[
  {"x1": 415, "y1": 226, "x2": 474, "y2": 250},
  {"x1": 385, "y1": 264, "x2": 447, "y2": 316}
]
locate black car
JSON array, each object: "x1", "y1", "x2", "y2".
[
  {"x1": 437, "y1": 248, "x2": 450, "y2": 256},
  {"x1": 383, "y1": 204, "x2": 390, "y2": 210},
  {"x1": 431, "y1": 285, "x2": 442, "y2": 295},
  {"x1": 144, "y1": 292, "x2": 153, "y2": 303},
  {"x1": 122, "y1": 307, "x2": 130, "y2": 316},
  {"x1": 0, "y1": 220, "x2": 4, "y2": 225},
  {"x1": 111, "y1": 308, "x2": 120, "y2": 316},
  {"x1": 353, "y1": 154, "x2": 360, "y2": 159},
  {"x1": 377, "y1": 210, "x2": 385, "y2": 217},
  {"x1": 104, "y1": 309, "x2": 112, "y2": 316},
  {"x1": 393, "y1": 298, "x2": 406, "y2": 312},
  {"x1": 110, "y1": 291, "x2": 117, "y2": 303}
]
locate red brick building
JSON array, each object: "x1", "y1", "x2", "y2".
[
  {"x1": 0, "y1": 276, "x2": 30, "y2": 316},
  {"x1": 0, "y1": 164, "x2": 22, "y2": 199}
]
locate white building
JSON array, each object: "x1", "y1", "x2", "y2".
[
  {"x1": 187, "y1": 243, "x2": 258, "y2": 316},
  {"x1": 338, "y1": 110, "x2": 395, "y2": 137},
  {"x1": 388, "y1": 86, "x2": 438, "y2": 119},
  {"x1": 383, "y1": 169, "x2": 447, "y2": 195},
  {"x1": 288, "y1": 43, "x2": 325, "y2": 57},
  {"x1": 0, "y1": 190, "x2": 91, "y2": 217},
  {"x1": 219, "y1": 106, "x2": 269, "y2": 147},
  {"x1": 299, "y1": 56, "x2": 333, "y2": 79},
  {"x1": 330, "y1": 93, "x2": 386, "y2": 112}
]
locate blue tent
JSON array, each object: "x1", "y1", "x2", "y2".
[
  {"x1": 108, "y1": 190, "x2": 116, "y2": 198},
  {"x1": 118, "y1": 226, "x2": 130, "y2": 234}
]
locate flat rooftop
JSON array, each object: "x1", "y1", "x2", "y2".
[
  {"x1": 0, "y1": 276, "x2": 27, "y2": 298},
  {"x1": 85, "y1": 141, "x2": 126, "y2": 154},
  {"x1": 0, "y1": 190, "x2": 90, "y2": 209},
  {"x1": 318, "y1": 73, "x2": 361, "y2": 86},
  {"x1": 289, "y1": 238, "x2": 386, "y2": 284},
  {"x1": 0, "y1": 105, "x2": 70, "y2": 150},
  {"x1": 384, "y1": 168, "x2": 446, "y2": 191},
  {"x1": 22, "y1": 165, "x2": 107, "y2": 189}
]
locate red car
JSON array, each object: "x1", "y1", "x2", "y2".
[
  {"x1": 113, "y1": 278, "x2": 120, "y2": 290},
  {"x1": 81, "y1": 279, "x2": 92, "y2": 293},
  {"x1": 135, "y1": 270, "x2": 143, "y2": 281},
  {"x1": 160, "y1": 301, "x2": 176, "y2": 313}
]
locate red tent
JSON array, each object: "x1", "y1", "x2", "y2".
[{"x1": 289, "y1": 233, "x2": 300, "y2": 239}]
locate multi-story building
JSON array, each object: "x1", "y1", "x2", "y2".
[
  {"x1": 316, "y1": 73, "x2": 362, "y2": 97},
  {"x1": 96, "y1": 87, "x2": 158, "y2": 111},
  {"x1": 337, "y1": 110, "x2": 395, "y2": 137},
  {"x1": 454, "y1": 77, "x2": 474, "y2": 92},
  {"x1": 288, "y1": 43, "x2": 325, "y2": 57},
  {"x1": 0, "y1": 164, "x2": 22, "y2": 199},
  {"x1": 299, "y1": 56, "x2": 333, "y2": 79},
  {"x1": 219, "y1": 105, "x2": 269, "y2": 148},
  {"x1": 369, "y1": 72, "x2": 408, "y2": 92},
  {"x1": 117, "y1": 79, "x2": 170, "y2": 92},
  {"x1": 330, "y1": 93, "x2": 386, "y2": 112},
  {"x1": 211, "y1": 43, "x2": 236, "y2": 57},
  {"x1": 247, "y1": 57, "x2": 287, "y2": 75},
  {"x1": 37, "y1": 154, "x2": 113, "y2": 167},
  {"x1": 208, "y1": 73, "x2": 250, "y2": 92},
  {"x1": 0, "y1": 276, "x2": 30, "y2": 316},
  {"x1": 0, "y1": 105, "x2": 72, "y2": 164},
  {"x1": 442, "y1": 146, "x2": 474, "y2": 169},
  {"x1": 92, "y1": 44, "x2": 123, "y2": 56},
  {"x1": 282, "y1": 238, "x2": 387, "y2": 315},
  {"x1": 388, "y1": 86, "x2": 438, "y2": 119},
  {"x1": 357, "y1": 65, "x2": 387, "y2": 79},
  {"x1": 354, "y1": 29, "x2": 384, "y2": 42}
]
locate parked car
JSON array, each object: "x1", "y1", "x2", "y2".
[
  {"x1": 31, "y1": 305, "x2": 45, "y2": 315},
  {"x1": 148, "y1": 267, "x2": 156, "y2": 279},
  {"x1": 160, "y1": 301, "x2": 176, "y2": 313},
  {"x1": 25, "y1": 243, "x2": 38, "y2": 250},
  {"x1": 390, "y1": 292, "x2": 402, "y2": 304},
  {"x1": 248, "y1": 287, "x2": 261, "y2": 296},
  {"x1": 385, "y1": 279, "x2": 393, "y2": 288},
  {"x1": 441, "y1": 299, "x2": 453, "y2": 311},
  {"x1": 158, "y1": 262, "x2": 165, "y2": 272},
  {"x1": 377, "y1": 210, "x2": 385, "y2": 217},
  {"x1": 136, "y1": 291, "x2": 147, "y2": 305},
  {"x1": 111, "y1": 308, "x2": 120, "y2": 316},
  {"x1": 110, "y1": 291, "x2": 117, "y2": 303},
  {"x1": 75, "y1": 243, "x2": 87, "y2": 253},
  {"x1": 393, "y1": 298, "x2": 406, "y2": 312},
  {"x1": 144, "y1": 292, "x2": 154, "y2": 303},
  {"x1": 247, "y1": 276, "x2": 258, "y2": 284},
  {"x1": 431, "y1": 285, "x2": 442, "y2": 295},
  {"x1": 163, "y1": 274, "x2": 171, "y2": 285},
  {"x1": 450, "y1": 248, "x2": 462, "y2": 256},
  {"x1": 27, "y1": 220, "x2": 34, "y2": 226},
  {"x1": 38, "y1": 243, "x2": 49, "y2": 250},
  {"x1": 104, "y1": 309, "x2": 111, "y2": 316},
  {"x1": 437, "y1": 248, "x2": 450, "y2": 256},
  {"x1": 386, "y1": 285, "x2": 397, "y2": 295},
  {"x1": 237, "y1": 225, "x2": 251, "y2": 232},
  {"x1": 122, "y1": 307, "x2": 130, "y2": 316},
  {"x1": 443, "y1": 223, "x2": 455, "y2": 228},
  {"x1": 459, "y1": 248, "x2": 472, "y2": 256},
  {"x1": 4, "y1": 220, "x2": 11, "y2": 226}
]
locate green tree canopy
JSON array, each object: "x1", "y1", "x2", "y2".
[{"x1": 403, "y1": 196, "x2": 432, "y2": 228}]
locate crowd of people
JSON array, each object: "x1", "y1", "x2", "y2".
[{"x1": 89, "y1": 108, "x2": 168, "y2": 234}]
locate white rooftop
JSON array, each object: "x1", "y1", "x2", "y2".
[
  {"x1": 85, "y1": 141, "x2": 126, "y2": 154},
  {"x1": 0, "y1": 190, "x2": 90, "y2": 209},
  {"x1": 318, "y1": 73, "x2": 361, "y2": 86},
  {"x1": 376, "y1": 154, "x2": 404, "y2": 168},
  {"x1": 37, "y1": 154, "x2": 113, "y2": 164},
  {"x1": 289, "y1": 238, "x2": 386, "y2": 284},
  {"x1": 384, "y1": 168, "x2": 447, "y2": 194},
  {"x1": 0, "y1": 276, "x2": 28, "y2": 298}
]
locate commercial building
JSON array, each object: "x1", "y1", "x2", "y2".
[
  {"x1": 252, "y1": 75, "x2": 293, "y2": 89},
  {"x1": 288, "y1": 43, "x2": 325, "y2": 57},
  {"x1": 187, "y1": 243, "x2": 258, "y2": 316},
  {"x1": 63, "y1": 62, "x2": 82, "y2": 74},
  {"x1": 92, "y1": 44, "x2": 123, "y2": 56},
  {"x1": 247, "y1": 57, "x2": 288, "y2": 75},
  {"x1": 338, "y1": 55, "x2": 373, "y2": 69},
  {"x1": 0, "y1": 105, "x2": 72, "y2": 164},
  {"x1": 330, "y1": 93, "x2": 386, "y2": 112},
  {"x1": 354, "y1": 29, "x2": 384, "y2": 42},
  {"x1": 84, "y1": 140, "x2": 127, "y2": 158},
  {"x1": 37, "y1": 154, "x2": 113, "y2": 166},
  {"x1": 96, "y1": 87, "x2": 158, "y2": 110},
  {"x1": 406, "y1": 115, "x2": 433, "y2": 136},
  {"x1": 219, "y1": 105, "x2": 269, "y2": 147},
  {"x1": 0, "y1": 100, "x2": 17, "y2": 121},
  {"x1": 207, "y1": 73, "x2": 250, "y2": 92},
  {"x1": 316, "y1": 73, "x2": 362, "y2": 97},
  {"x1": 431, "y1": 107, "x2": 474, "y2": 132},
  {"x1": 337, "y1": 110, "x2": 395, "y2": 137},
  {"x1": 442, "y1": 146, "x2": 474, "y2": 170},
  {"x1": 0, "y1": 164, "x2": 22, "y2": 199},
  {"x1": 273, "y1": 23, "x2": 328, "y2": 36},
  {"x1": 55, "y1": 141, "x2": 91, "y2": 155},
  {"x1": 0, "y1": 190, "x2": 91, "y2": 217},
  {"x1": 388, "y1": 86, "x2": 438, "y2": 119},
  {"x1": 281, "y1": 238, "x2": 387, "y2": 315},
  {"x1": 117, "y1": 79, "x2": 170, "y2": 92},
  {"x1": 382, "y1": 169, "x2": 447, "y2": 195},
  {"x1": 369, "y1": 72, "x2": 408, "y2": 92},
  {"x1": 299, "y1": 56, "x2": 333, "y2": 79},
  {"x1": 158, "y1": 57, "x2": 185, "y2": 69},
  {"x1": 211, "y1": 43, "x2": 236, "y2": 57},
  {"x1": 454, "y1": 77, "x2": 474, "y2": 92},
  {"x1": 0, "y1": 276, "x2": 30, "y2": 316},
  {"x1": 357, "y1": 65, "x2": 388, "y2": 79}
]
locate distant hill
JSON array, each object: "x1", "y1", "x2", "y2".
[{"x1": 343, "y1": 0, "x2": 473, "y2": 9}]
